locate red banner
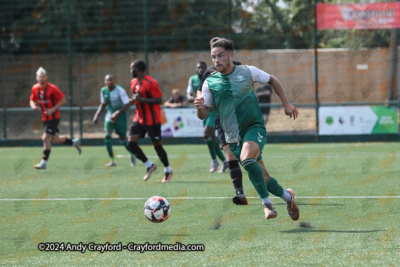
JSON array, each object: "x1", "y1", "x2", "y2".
[{"x1": 317, "y1": 2, "x2": 400, "y2": 30}]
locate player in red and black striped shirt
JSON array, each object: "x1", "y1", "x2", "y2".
[
  {"x1": 128, "y1": 60, "x2": 173, "y2": 183},
  {"x1": 29, "y1": 67, "x2": 81, "y2": 169}
]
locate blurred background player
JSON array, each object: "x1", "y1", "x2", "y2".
[
  {"x1": 195, "y1": 38, "x2": 300, "y2": 220},
  {"x1": 256, "y1": 84, "x2": 273, "y2": 125},
  {"x1": 92, "y1": 74, "x2": 136, "y2": 167},
  {"x1": 30, "y1": 67, "x2": 81, "y2": 169},
  {"x1": 164, "y1": 88, "x2": 187, "y2": 108},
  {"x1": 186, "y1": 61, "x2": 207, "y2": 103},
  {"x1": 189, "y1": 61, "x2": 227, "y2": 173},
  {"x1": 129, "y1": 60, "x2": 173, "y2": 183}
]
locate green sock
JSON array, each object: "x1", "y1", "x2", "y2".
[
  {"x1": 215, "y1": 143, "x2": 226, "y2": 161},
  {"x1": 105, "y1": 138, "x2": 114, "y2": 160},
  {"x1": 266, "y1": 176, "x2": 285, "y2": 197},
  {"x1": 242, "y1": 158, "x2": 269, "y2": 199},
  {"x1": 205, "y1": 138, "x2": 216, "y2": 160}
]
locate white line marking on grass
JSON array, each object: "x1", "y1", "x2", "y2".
[{"x1": 0, "y1": 196, "x2": 399, "y2": 201}]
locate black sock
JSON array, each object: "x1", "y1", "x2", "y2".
[
  {"x1": 128, "y1": 141, "x2": 148, "y2": 163},
  {"x1": 229, "y1": 160, "x2": 244, "y2": 195},
  {"x1": 43, "y1": 149, "x2": 51, "y2": 161},
  {"x1": 64, "y1": 138, "x2": 73, "y2": 145},
  {"x1": 154, "y1": 145, "x2": 169, "y2": 167}
]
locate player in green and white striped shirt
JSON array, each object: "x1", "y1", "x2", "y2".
[
  {"x1": 195, "y1": 38, "x2": 300, "y2": 221},
  {"x1": 92, "y1": 74, "x2": 136, "y2": 167}
]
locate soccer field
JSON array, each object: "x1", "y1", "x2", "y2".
[{"x1": 0, "y1": 142, "x2": 399, "y2": 265}]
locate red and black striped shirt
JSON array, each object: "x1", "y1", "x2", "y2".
[
  {"x1": 130, "y1": 75, "x2": 162, "y2": 126},
  {"x1": 30, "y1": 82, "x2": 65, "y2": 121}
]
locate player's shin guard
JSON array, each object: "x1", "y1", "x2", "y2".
[
  {"x1": 43, "y1": 149, "x2": 51, "y2": 161},
  {"x1": 105, "y1": 135, "x2": 114, "y2": 159},
  {"x1": 215, "y1": 142, "x2": 226, "y2": 161},
  {"x1": 154, "y1": 145, "x2": 169, "y2": 167},
  {"x1": 242, "y1": 158, "x2": 269, "y2": 199},
  {"x1": 266, "y1": 176, "x2": 285, "y2": 198},
  {"x1": 128, "y1": 141, "x2": 148, "y2": 163},
  {"x1": 205, "y1": 138, "x2": 216, "y2": 160},
  {"x1": 229, "y1": 160, "x2": 244, "y2": 195}
]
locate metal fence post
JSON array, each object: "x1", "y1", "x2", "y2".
[
  {"x1": 314, "y1": 0, "x2": 319, "y2": 138},
  {"x1": 67, "y1": 0, "x2": 73, "y2": 138},
  {"x1": 2, "y1": 55, "x2": 6, "y2": 140},
  {"x1": 144, "y1": 0, "x2": 149, "y2": 74}
]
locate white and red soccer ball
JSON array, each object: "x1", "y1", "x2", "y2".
[{"x1": 144, "y1": 196, "x2": 171, "y2": 223}]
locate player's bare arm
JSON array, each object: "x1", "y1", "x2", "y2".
[
  {"x1": 132, "y1": 94, "x2": 162, "y2": 105},
  {"x1": 45, "y1": 97, "x2": 66, "y2": 116},
  {"x1": 195, "y1": 97, "x2": 210, "y2": 120},
  {"x1": 30, "y1": 99, "x2": 41, "y2": 111},
  {"x1": 111, "y1": 102, "x2": 130, "y2": 121},
  {"x1": 268, "y1": 75, "x2": 299, "y2": 120},
  {"x1": 92, "y1": 103, "x2": 106, "y2": 124}
]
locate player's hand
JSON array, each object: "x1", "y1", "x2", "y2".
[
  {"x1": 283, "y1": 104, "x2": 299, "y2": 120},
  {"x1": 33, "y1": 106, "x2": 41, "y2": 111},
  {"x1": 132, "y1": 94, "x2": 142, "y2": 102},
  {"x1": 194, "y1": 97, "x2": 205, "y2": 110},
  {"x1": 111, "y1": 111, "x2": 119, "y2": 122},
  {"x1": 44, "y1": 108, "x2": 55, "y2": 116}
]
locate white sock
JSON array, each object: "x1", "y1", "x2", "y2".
[
  {"x1": 282, "y1": 190, "x2": 292, "y2": 202},
  {"x1": 262, "y1": 197, "x2": 272, "y2": 205},
  {"x1": 41, "y1": 159, "x2": 47, "y2": 164},
  {"x1": 164, "y1": 166, "x2": 172, "y2": 173},
  {"x1": 144, "y1": 160, "x2": 153, "y2": 168}
]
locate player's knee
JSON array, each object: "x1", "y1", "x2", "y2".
[
  {"x1": 105, "y1": 133, "x2": 112, "y2": 141},
  {"x1": 152, "y1": 140, "x2": 162, "y2": 148}
]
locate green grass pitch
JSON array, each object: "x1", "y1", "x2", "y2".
[{"x1": 0, "y1": 142, "x2": 399, "y2": 265}]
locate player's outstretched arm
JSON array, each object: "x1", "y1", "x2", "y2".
[{"x1": 268, "y1": 75, "x2": 299, "y2": 120}]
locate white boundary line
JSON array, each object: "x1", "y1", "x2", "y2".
[{"x1": 0, "y1": 196, "x2": 399, "y2": 201}]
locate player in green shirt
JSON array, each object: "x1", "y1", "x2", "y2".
[
  {"x1": 92, "y1": 74, "x2": 136, "y2": 167},
  {"x1": 188, "y1": 61, "x2": 228, "y2": 173},
  {"x1": 195, "y1": 38, "x2": 300, "y2": 221}
]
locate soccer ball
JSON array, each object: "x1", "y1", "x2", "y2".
[{"x1": 144, "y1": 196, "x2": 171, "y2": 223}]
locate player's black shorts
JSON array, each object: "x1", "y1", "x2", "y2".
[
  {"x1": 43, "y1": 119, "x2": 60, "y2": 136},
  {"x1": 214, "y1": 116, "x2": 227, "y2": 149},
  {"x1": 260, "y1": 107, "x2": 271, "y2": 116},
  {"x1": 129, "y1": 122, "x2": 162, "y2": 142}
]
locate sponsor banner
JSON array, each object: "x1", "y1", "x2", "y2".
[
  {"x1": 161, "y1": 108, "x2": 203, "y2": 137},
  {"x1": 317, "y1": 3, "x2": 400, "y2": 30},
  {"x1": 319, "y1": 106, "x2": 398, "y2": 135}
]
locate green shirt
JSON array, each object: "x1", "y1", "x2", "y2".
[
  {"x1": 101, "y1": 85, "x2": 130, "y2": 122},
  {"x1": 187, "y1": 75, "x2": 202, "y2": 96},
  {"x1": 202, "y1": 65, "x2": 271, "y2": 143}
]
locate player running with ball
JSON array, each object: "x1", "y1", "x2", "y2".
[{"x1": 195, "y1": 38, "x2": 300, "y2": 220}]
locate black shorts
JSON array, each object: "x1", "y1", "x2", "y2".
[
  {"x1": 214, "y1": 116, "x2": 227, "y2": 149},
  {"x1": 43, "y1": 119, "x2": 60, "y2": 136},
  {"x1": 129, "y1": 122, "x2": 162, "y2": 142},
  {"x1": 260, "y1": 107, "x2": 270, "y2": 116}
]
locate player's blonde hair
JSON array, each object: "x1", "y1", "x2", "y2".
[{"x1": 36, "y1": 67, "x2": 47, "y2": 76}]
